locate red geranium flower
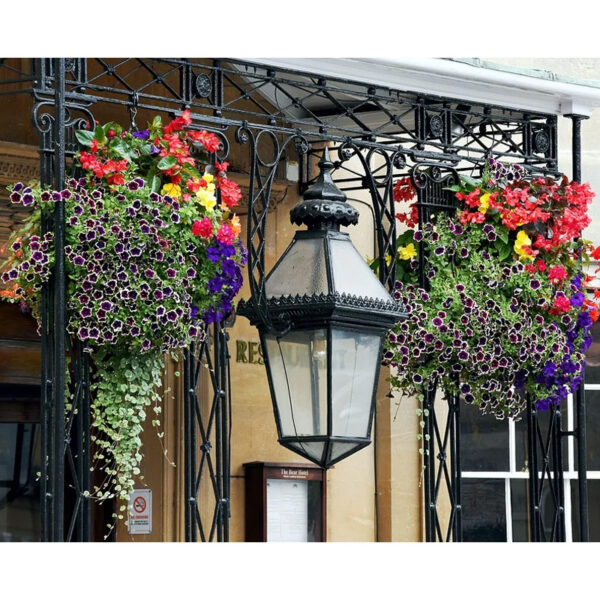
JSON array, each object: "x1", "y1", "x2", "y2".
[
  {"x1": 549, "y1": 293, "x2": 571, "y2": 315},
  {"x1": 218, "y1": 178, "x2": 242, "y2": 209},
  {"x1": 548, "y1": 265, "x2": 568, "y2": 285},
  {"x1": 393, "y1": 177, "x2": 416, "y2": 203},
  {"x1": 164, "y1": 109, "x2": 192, "y2": 134},
  {"x1": 188, "y1": 130, "x2": 221, "y2": 153},
  {"x1": 107, "y1": 173, "x2": 125, "y2": 186},
  {"x1": 187, "y1": 178, "x2": 203, "y2": 193},
  {"x1": 192, "y1": 217, "x2": 213, "y2": 239}
]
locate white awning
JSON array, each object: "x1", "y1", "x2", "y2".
[{"x1": 246, "y1": 58, "x2": 600, "y2": 117}]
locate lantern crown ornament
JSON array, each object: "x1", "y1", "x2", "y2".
[{"x1": 238, "y1": 148, "x2": 405, "y2": 468}]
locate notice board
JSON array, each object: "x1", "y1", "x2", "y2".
[{"x1": 243, "y1": 462, "x2": 326, "y2": 542}]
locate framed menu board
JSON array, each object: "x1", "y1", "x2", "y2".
[{"x1": 243, "y1": 462, "x2": 326, "y2": 542}]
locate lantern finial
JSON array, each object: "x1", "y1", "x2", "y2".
[{"x1": 290, "y1": 147, "x2": 359, "y2": 230}]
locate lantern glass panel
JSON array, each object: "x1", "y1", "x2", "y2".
[
  {"x1": 331, "y1": 329, "x2": 381, "y2": 438},
  {"x1": 264, "y1": 329, "x2": 328, "y2": 437},
  {"x1": 288, "y1": 441, "x2": 326, "y2": 464},
  {"x1": 265, "y1": 237, "x2": 328, "y2": 298},
  {"x1": 329, "y1": 237, "x2": 391, "y2": 302},
  {"x1": 329, "y1": 441, "x2": 363, "y2": 464}
]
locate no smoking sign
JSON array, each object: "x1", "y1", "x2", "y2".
[{"x1": 128, "y1": 489, "x2": 152, "y2": 535}]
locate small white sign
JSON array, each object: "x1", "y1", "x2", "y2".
[{"x1": 127, "y1": 488, "x2": 152, "y2": 535}]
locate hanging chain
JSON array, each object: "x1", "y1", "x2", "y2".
[{"x1": 129, "y1": 91, "x2": 139, "y2": 130}]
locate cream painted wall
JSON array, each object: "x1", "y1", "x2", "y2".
[
  {"x1": 227, "y1": 176, "x2": 378, "y2": 542},
  {"x1": 332, "y1": 150, "x2": 423, "y2": 542}
]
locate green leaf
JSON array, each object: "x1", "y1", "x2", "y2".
[
  {"x1": 157, "y1": 156, "x2": 178, "y2": 170},
  {"x1": 74, "y1": 129, "x2": 95, "y2": 146},
  {"x1": 395, "y1": 263, "x2": 405, "y2": 281},
  {"x1": 110, "y1": 140, "x2": 136, "y2": 162},
  {"x1": 396, "y1": 229, "x2": 416, "y2": 247},
  {"x1": 497, "y1": 227, "x2": 510, "y2": 245},
  {"x1": 182, "y1": 163, "x2": 201, "y2": 179},
  {"x1": 102, "y1": 122, "x2": 120, "y2": 137},
  {"x1": 497, "y1": 242, "x2": 513, "y2": 262},
  {"x1": 369, "y1": 257, "x2": 380, "y2": 273},
  {"x1": 151, "y1": 175, "x2": 161, "y2": 193},
  {"x1": 461, "y1": 175, "x2": 480, "y2": 187},
  {"x1": 94, "y1": 125, "x2": 107, "y2": 144}
]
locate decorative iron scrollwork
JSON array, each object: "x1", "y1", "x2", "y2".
[
  {"x1": 194, "y1": 73, "x2": 212, "y2": 98},
  {"x1": 410, "y1": 162, "x2": 456, "y2": 190},
  {"x1": 392, "y1": 150, "x2": 407, "y2": 170},
  {"x1": 533, "y1": 128, "x2": 551, "y2": 154},
  {"x1": 294, "y1": 137, "x2": 310, "y2": 155},
  {"x1": 338, "y1": 139, "x2": 357, "y2": 162},
  {"x1": 428, "y1": 114, "x2": 444, "y2": 139}
]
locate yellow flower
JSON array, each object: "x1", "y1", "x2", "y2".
[
  {"x1": 197, "y1": 188, "x2": 217, "y2": 211},
  {"x1": 384, "y1": 253, "x2": 392, "y2": 267},
  {"x1": 514, "y1": 230, "x2": 534, "y2": 261},
  {"x1": 398, "y1": 243, "x2": 417, "y2": 260},
  {"x1": 202, "y1": 173, "x2": 214, "y2": 185},
  {"x1": 478, "y1": 193, "x2": 491, "y2": 214},
  {"x1": 161, "y1": 183, "x2": 181, "y2": 198}
]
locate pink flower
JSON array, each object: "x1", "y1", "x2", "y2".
[
  {"x1": 216, "y1": 223, "x2": 235, "y2": 245},
  {"x1": 548, "y1": 265, "x2": 568, "y2": 284}
]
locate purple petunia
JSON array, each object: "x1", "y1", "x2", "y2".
[{"x1": 571, "y1": 291, "x2": 585, "y2": 308}]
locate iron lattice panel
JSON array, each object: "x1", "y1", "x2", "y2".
[
  {"x1": 526, "y1": 402, "x2": 566, "y2": 541},
  {"x1": 421, "y1": 387, "x2": 463, "y2": 542},
  {"x1": 184, "y1": 324, "x2": 231, "y2": 542}
]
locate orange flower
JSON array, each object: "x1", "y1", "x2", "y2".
[
  {"x1": 0, "y1": 283, "x2": 19, "y2": 299},
  {"x1": 229, "y1": 215, "x2": 241, "y2": 237}
]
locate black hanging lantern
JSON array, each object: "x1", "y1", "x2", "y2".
[{"x1": 238, "y1": 149, "x2": 405, "y2": 468}]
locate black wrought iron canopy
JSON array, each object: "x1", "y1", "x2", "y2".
[{"x1": 0, "y1": 57, "x2": 599, "y2": 542}]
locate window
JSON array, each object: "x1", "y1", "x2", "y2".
[
  {"x1": 460, "y1": 321, "x2": 600, "y2": 542},
  {"x1": 0, "y1": 422, "x2": 41, "y2": 542}
]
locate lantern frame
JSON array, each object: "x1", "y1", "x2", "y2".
[{"x1": 239, "y1": 149, "x2": 405, "y2": 468}]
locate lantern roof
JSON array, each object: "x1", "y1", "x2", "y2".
[{"x1": 238, "y1": 149, "x2": 405, "y2": 333}]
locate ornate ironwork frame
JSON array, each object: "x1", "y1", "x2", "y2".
[{"x1": 0, "y1": 57, "x2": 590, "y2": 542}]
